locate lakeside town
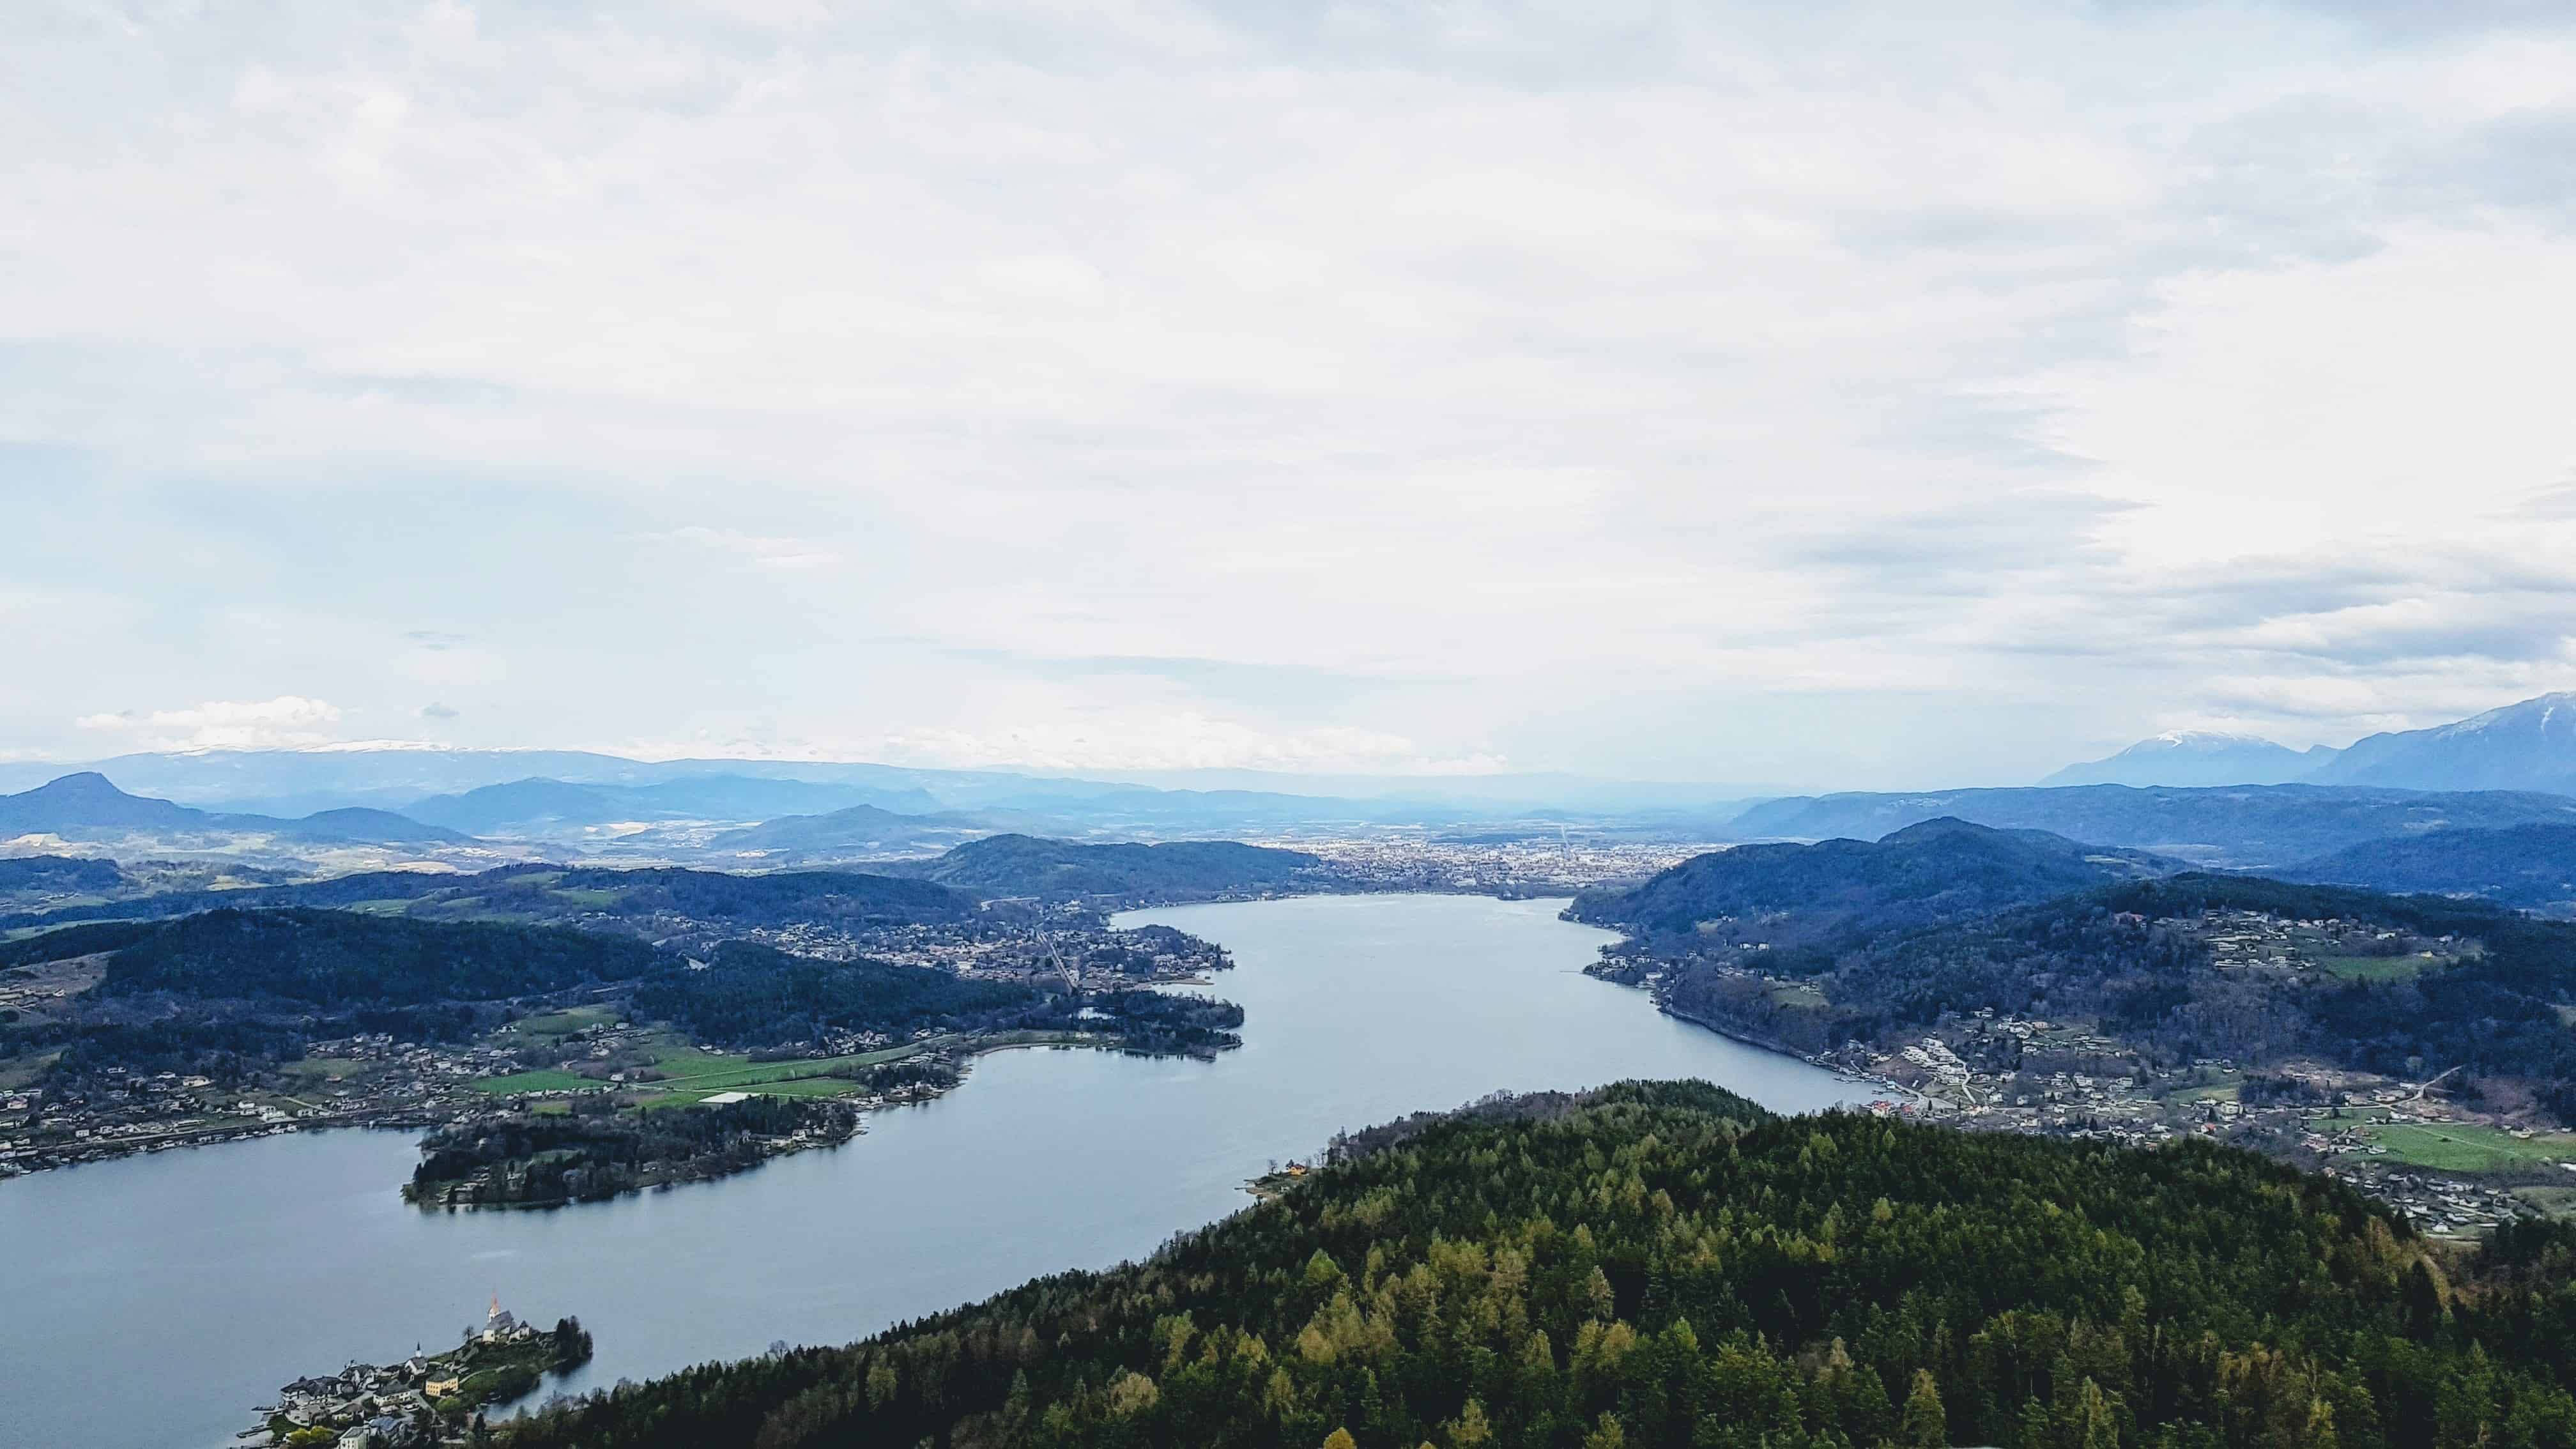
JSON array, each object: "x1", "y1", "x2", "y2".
[
  {"x1": 1589, "y1": 903, "x2": 2576, "y2": 1237},
  {"x1": 0, "y1": 899, "x2": 1239, "y2": 1179},
  {"x1": 1289, "y1": 834, "x2": 1713, "y2": 896},
  {"x1": 0, "y1": 840, "x2": 1701, "y2": 1184},
  {"x1": 238, "y1": 1298, "x2": 592, "y2": 1448}
]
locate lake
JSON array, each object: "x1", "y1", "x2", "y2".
[{"x1": 2, "y1": 893, "x2": 1875, "y2": 1448}]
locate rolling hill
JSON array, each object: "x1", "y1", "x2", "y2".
[
  {"x1": 404, "y1": 775, "x2": 948, "y2": 834},
  {"x1": 0, "y1": 772, "x2": 472, "y2": 849},
  {"x1": 0, "y1": 861, "x2": 978, "y2": 934},
  {"x1": 1726, "y1": 782, "x2": 2576, "y2": 867},
  {"x1": 2273, "y1": 822, "x2": 2576, "y2": 914},
  {"x1": 880, "y1": 834, "x2": 1328, "y2": 901},
  {"x1": 496, "y1": 1080, "x2": 2576, "y2": 1449},
  {"x1": 1569, "y1": 817, "x2": 2174, "y2": 940},
  {"x1": 707, "y1": 803, "x2": 1000, "y2": 857}
]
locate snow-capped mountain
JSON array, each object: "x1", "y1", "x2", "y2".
[
  {"x1": 2040, "y1": 730, "x2": 2340, "y2": 788},
  {"x1": 2306, "y1": 692, "x2": 2576, "y2": 795}
]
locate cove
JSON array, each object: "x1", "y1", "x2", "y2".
[{"x1": 2, "y1": 893, "x2": 1874, "y2": 1449}]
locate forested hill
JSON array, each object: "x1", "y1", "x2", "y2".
[
  {"x1": 1725, "y1": 783, "x2": 2576, "y2": 868},
  {"x1": 91, "y1": 908, "x2": 668, "y2": 1006},
  {"x1": 1625, "y1": 870, "x2": 2576, "y2": 1119},
  {"x1": 880, "y1": 834, "x2": 1328, "y2": 901},
  {"x1": 1569, "y1": 818, "x2": 2173, "y2": 942},
  {"x1": 501, "y1": 1079, "x2": 2576, "y2": 1449},
  {"x1": 2271, "y1": 823, "x2": 2576, "y2": 916},
  {"x1": 0, "y1": 853, "x2": 126, "y2": 901},
  {"x1": 0, "y1": 861, "x2": 977, "y2": 932}
]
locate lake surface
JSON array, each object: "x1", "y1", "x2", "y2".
[{"x1": 3, "y1": 893, "x2": 1873, "y2": 1448}]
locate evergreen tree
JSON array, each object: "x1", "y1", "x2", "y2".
[{"x1": 1901, "y1": 1370, "x2": 1947, "y2": 1449}]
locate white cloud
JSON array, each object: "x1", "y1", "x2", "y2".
[
  {"x1": 648, "y1": 526, "x2": 845, "y2": 572},
  {"x1": 76, "y1": 696, "x2": 347, "y2": 750},
  {"x1": 4, "y1": 3, "x2": 2576, "y2": 784},
  {"x1": 870, "y1": 714, "x2": 1503, "y2": 775}
]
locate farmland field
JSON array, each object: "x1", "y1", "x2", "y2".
[{"x1": 2359, "y1": 1120, "x2": 2576, "y2": 1173}]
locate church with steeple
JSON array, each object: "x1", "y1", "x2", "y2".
[{"x1": 479, "y1": 1292, "x2": 527, "y2": 1344}]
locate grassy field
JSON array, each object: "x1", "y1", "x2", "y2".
[
  {"x1": 2164, "y1": 1074, "x2": 2244, "y2": 1105},
  {"x1": 624, "y1": 1031, "x2": 1112, "y2": 1107},
  {"x1": 2359, "y1": 1120, "x2": 2576, "y2": 1173},
  {"x1": 508, "y1": 1006, "x2": 623, "y2": 1038},
  {"x1": 478, "y1": 1032, "x2": 942, "y2": 1104},
  {"x1": 631, "y1": 1041, "x2": 939, "y2": 1105},
  {"x1": 0, "y1": 1050, "x2": 61, "y2": 1091},
  {"x1": 2313, "y1": 954, "x2": 2430, "y2": 983},
  {"x1": 2513, "y1": 1184, "x2": 2576, "y2": 1217},
  {"x1": 474, "y1": 1027, "x2": 1121, "y2": 1108},
  {"x1": 471, "y1": 1068, "x2": 604, "y2": 1096}
]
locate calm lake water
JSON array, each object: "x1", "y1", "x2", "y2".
[{"x1": 3, "y1": 893, "x2": 1873, "y2": 1448}]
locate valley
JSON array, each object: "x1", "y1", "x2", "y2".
[
  {"x1": 13, "y1": 719, "x2": 2576, "y2": 1448},
  {"x1": 0, "y1": 891, "x2": 1867, "y2": 1449}
]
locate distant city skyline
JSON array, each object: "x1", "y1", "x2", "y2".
[{"x1": 7, "y1": 3, "x2": 2575, "y2": 788}]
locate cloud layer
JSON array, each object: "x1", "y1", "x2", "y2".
[{"x1": 5, "y1": 1, "x2": 2575, "y2": 785}]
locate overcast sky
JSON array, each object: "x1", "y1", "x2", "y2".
[{"x1": 5, "y1": 1, "x2": 2574, "y2": 789}]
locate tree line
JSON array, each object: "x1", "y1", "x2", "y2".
[{"x1": 496, "y1": 1080, "x2": 2576, "y2": 1449}]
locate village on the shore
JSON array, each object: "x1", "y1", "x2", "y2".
[{"x1": 238, "y1": 1297, "x2": 592, "y2": 1448}]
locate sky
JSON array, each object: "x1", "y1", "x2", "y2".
[{"x1": 4, "y1": 1, "x2": 2575, "y2": 791}]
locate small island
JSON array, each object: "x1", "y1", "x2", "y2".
[{"x1": 243, "y1": 1298, "x2": 591, "y2": 1447}]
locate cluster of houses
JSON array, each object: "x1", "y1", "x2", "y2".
[
  {"x1": 1300, "y1": 836, "x2": 1710, "y2": 894},
  {"x1": 240, "y1": 1299, "x2": 548, "y2": 1448},
  {"x1": 4, "y1": 1029, "x2": 533, "y2": 1177},
  {"x1": 2193, "y1": 908, "x2": 2453, "y2": 972},
  {"x1": 2320, "y1": 1167, "x2": 2533, "y2": 1237}
]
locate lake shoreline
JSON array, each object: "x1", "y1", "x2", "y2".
[{"x1": 6, "y1": 892, "x2": 1874, "y2": 1449}]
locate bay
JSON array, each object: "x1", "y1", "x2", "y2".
[{"x1": 1, "y1": 893, "x2": 1875, "y2": 1448}]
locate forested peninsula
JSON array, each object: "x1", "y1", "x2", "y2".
[
  {"x1": 2, "y1": 873, "x2": 1245, "y2": 1196},
  {"x1": 498, "y1": 1080, "x2": 2576, "y2": 1449}
]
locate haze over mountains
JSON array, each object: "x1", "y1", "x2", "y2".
[
  {"x1": 4, "y1": 689, "x2": 2575, "y2": 913},
  {"x1": 0, "y1": 772, "x2": 473, "y2": 850},
  {"x1": 2046, "y1": 691, "x2": 2576, "y2": 793},
  {"x1": 2313, "y1": 693, "x2": 2576, "y2": 794},
  {"x1": 402, "y1": 777, "x2": 946, "y2": 836},
  {"x1": 1728, "y1": 783, "x2": 2576, "y2": 869},
  {"x1": 2041, "y1": 731, "x2": 2340, "y2": 788}
]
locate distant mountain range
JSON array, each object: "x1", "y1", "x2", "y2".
[
  {"x1": 0, "y1": 749, "x2": 1567, "y2": 836},
  {"x1": 4, "y1": 687, "x2": 2570, "y2": 875},
  {"x1": 1726, "y1": 782, "x2": 2576, "y2": 868},
  {"x1": 707, "y1": 804, "x2": 1002, "y2": 858},
  {"x1": 2047, "y1": 691, "x2": 2576, "y2": 793},
  {"x1": 402, "y1": 776, "x2": 946, "y2": 835},
  {"x1": 2042, "y1": 731, "x2": 2340, "y2": 788},
  {"x1": 0, "y1": 772, "x2": 471, "y2": 849},
  {"x1": 2311, "y1": 692, "x2": 2576, "y2": 793}
]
